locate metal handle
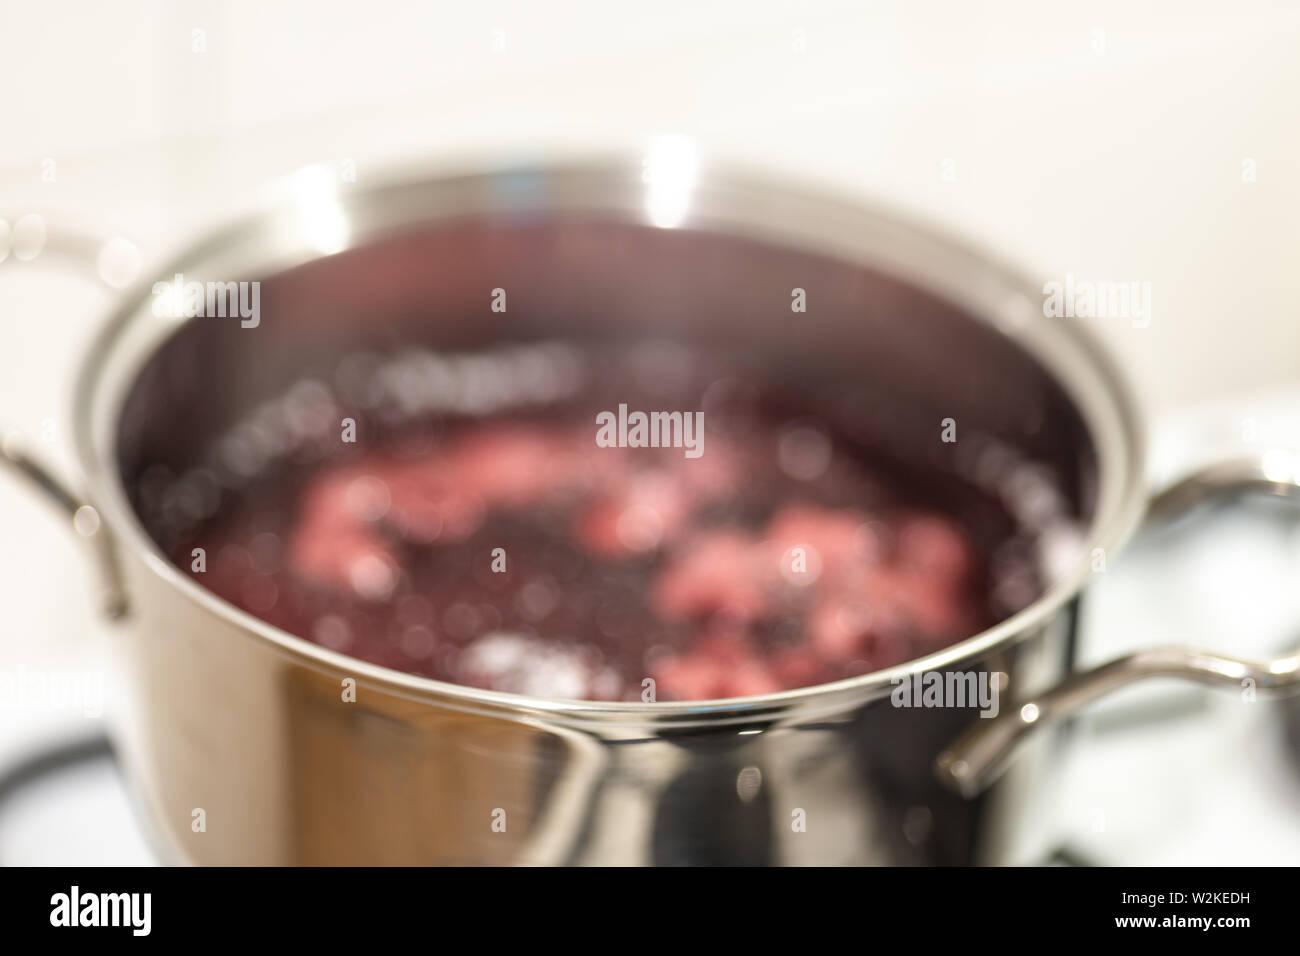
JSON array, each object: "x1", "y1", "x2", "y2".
[
  {"x1": 1, "y1": 215, "x2": 141, "y2": 287},
  {"x1": 1, "y1": 218, "x2": 136, "y2": 619},
  {"x1": 0, "y1": 432, "x2": 129, "y2": 620},
  {"x1": 936, "y1": 449, "x2": 1300, "y2": 797}
]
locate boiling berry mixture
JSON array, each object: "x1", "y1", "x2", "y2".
[{"x1": 143, "y1": 342, "x2": 1046, "y2": 701}]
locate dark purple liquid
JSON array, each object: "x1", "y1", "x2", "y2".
[{"x1": 148, "y1": 343, "x2": 1029, "y2": 701}]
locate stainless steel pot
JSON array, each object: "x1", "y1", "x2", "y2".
[{"x1": 5, "y1": 158, "x2": 1299, "y2": 865}]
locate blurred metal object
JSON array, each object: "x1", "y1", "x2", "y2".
[
  {"x1": 0, "y1": 215, "x2": 136, "y2": 618},
  {"x1": 0, "y1": 432, "x2": 128, "y2": 619},
  {"x1": 0, "y1": 215, "x2": 142, "y2": 287},
  {"x1": 15, "y1": 158, "x2": 1163, "y2": 863},
  {"x1": 936, "y1": 452, "x2": 1300, "y2": 797}
]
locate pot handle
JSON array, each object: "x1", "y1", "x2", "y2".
[
  {"x1": 0, "y1": 433, "x2": 128, "y2": 619},
  {"x1": 935, "y1": 449, "x2": 1300, "y2": 798},
  {"x1": 0, "y1": 218, "x2": 136, "y2": 619}
]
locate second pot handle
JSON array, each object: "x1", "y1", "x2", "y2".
[
  {"x1": 0, "y1": 431, "x2": 129, "y2": 620},
  {"x1": 1, "y1": 217, "x2": 137, "y2": 620},
  {"x1": 936, "y1": 449, "x2": 1300, "y2": 798}
]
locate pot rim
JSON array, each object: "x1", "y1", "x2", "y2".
[{"x1": 70, "y1": 153, "x2": 1148, "y2": 726}]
